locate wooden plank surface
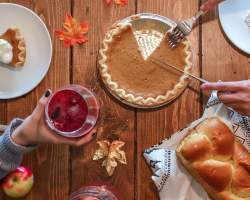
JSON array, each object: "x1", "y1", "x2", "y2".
[
  {"x1": 202, "y1": 7, "x2": 250, "y2": 85},
  {"x1": 136, "y1": 0, "x2": 201, "y2": 199},
  {"x1": 1, "y1": 0, "x2": 71, "y2": 200},
  {"x1": 0, "y1": 101, "x2": 6, "y2": 125},
  {"x1": 71, "y1": 1, "x2": 136, "y2": 199},
  {"x1": 0, "y1": 0, "x2": 250, "y2": 199}
]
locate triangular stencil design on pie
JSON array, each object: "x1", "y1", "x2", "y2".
[{"x1": 133, "y1": 29, "x2": 164, "y2": 60}]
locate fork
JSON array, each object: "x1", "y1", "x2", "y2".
[{"x1": 168, "y1": 10, "x2": 205, "y2": 48}]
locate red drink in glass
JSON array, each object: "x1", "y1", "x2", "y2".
[{"x1": 45, "y1": 85, "x2": 99, "y2": 138}]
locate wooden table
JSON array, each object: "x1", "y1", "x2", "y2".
[{"x1": 0, "y1": 0, "x2": 249, "y2": 199}]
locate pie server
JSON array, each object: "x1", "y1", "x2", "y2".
[{"x1": 150, "y1": 57, "x2": 207, "y2": 84}]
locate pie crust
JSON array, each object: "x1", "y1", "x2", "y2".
[
  {"x1": 99, "y1": 23, "x2": 192, "y2": 107},
  {"x1": 0, "y1": 28, "x2": 26, "y2": 67}
]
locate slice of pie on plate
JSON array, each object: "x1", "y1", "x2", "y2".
[
  {"x1": 99, "y1": 23, "x2": 192, "y2": 107},
  {"x1": 0, "y1": 28, "x2": 26, "y2": 67}
]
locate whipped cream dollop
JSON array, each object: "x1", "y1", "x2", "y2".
[
  {"x1": 245, "y1": 13, "x2": 250, "y2": 28},
  {"x1": 0, "y1": 39, "x2": 13, "y2": 64}
]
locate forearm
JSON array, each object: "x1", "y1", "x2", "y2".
[{"x1": 0, "y1": 119, "x2": 37, "y2": 179}]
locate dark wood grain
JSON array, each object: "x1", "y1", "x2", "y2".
[
  {"x1": 1, "y1": 0, "x2": 250, "y2": 199},
  {"x1": 2, "y1": 0, "x2": 71, "y2": 200},
  {"x1": 136, "y1": 0, "x2": 201, "y2": 199},
  {"x1": 71, "y1": 1, "x2": 136, "y2": 200},
  {"x1": 202, "y1": 8, "x2": 250, "y2": 84},
  {"x1": 0, "y1": 101, "x2": 6, "y2": 125},
  {"x1": 201, "y1": 6, "x2": 250, "y2": 111}
]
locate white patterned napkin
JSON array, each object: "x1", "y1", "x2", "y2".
[{"x1": 143, "y1": 92, "x2": 250, "y2": 200}]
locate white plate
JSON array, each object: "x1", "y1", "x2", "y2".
[
  {"x1": 0, "y1": 3, "x2": 52, "y2": 99},
  {"x1": 219, "y1": 0, "x2": 250, "y2": 54}
]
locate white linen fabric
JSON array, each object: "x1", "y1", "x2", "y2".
[{"x1": 143, "y1": 92, "x2": 250, "y2": 200}]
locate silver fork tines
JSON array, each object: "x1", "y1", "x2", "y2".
[{"x1": 168, "y1": 10, "x2": 205, "y2": 48}]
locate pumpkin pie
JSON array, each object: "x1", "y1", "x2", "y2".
[
  {"x1": 0, "y1": 28, "x2": 26, "y2": 67},
  {"x1": 99, "y1": 23, "x2": 192, "y2": 107}
]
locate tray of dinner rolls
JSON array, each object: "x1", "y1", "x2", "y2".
[{"x1": 143, "y1": 91, "x2": 250, "y2": 200}]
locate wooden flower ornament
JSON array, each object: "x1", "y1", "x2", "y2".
[{"x1": 93, "y1": 140, "x2": 127, "y2": 176}]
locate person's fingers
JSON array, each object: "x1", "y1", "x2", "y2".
[
  {"x1": 200, "y1": 0, "x2": 222, "y2": 12},
  {"x1": 226, "y1": 103, "x2": 248, "y2": 116},
  {"x1": 31, "y1": 89, "x2": 52, "y2": 120},
  {"x1": 217, "y1": 92, "x2": 240, "y2": 104},
  {"x1": 201, "y1": 82, "x2": 241, "y2": 92},
  {"x1": 74, "y1": 129, "x2": 97, "y2": 147},
  {"x1": 224, "y1": 101, "x2": 247, "y2": 113},
  {"x1": 87, "y1": 128, "x2": 97, "y2": 136},
  {"x1": 202, "y1": 89, "x2": 212, "y2": 97},
  {"x1": 56, "y1": 128, "x2": 97, "y2": 146},
  {"x1": 200, "y1": 2, "x2": 211, "y2": 12}
]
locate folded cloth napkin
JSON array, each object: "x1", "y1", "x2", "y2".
[{"x1": 143, "y1": 92, "x2": 250, "y2": 200}]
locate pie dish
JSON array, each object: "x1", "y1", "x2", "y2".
[
  {"x1": 0, "y1": 28, "x2": 26, "y2": 67},
  {"x1": 99, "y1": 23, "x2": 192, "y2": 107}
]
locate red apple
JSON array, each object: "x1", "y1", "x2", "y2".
[{"x1": 2, "y1": 166, "x2": 34, "y2": 198}]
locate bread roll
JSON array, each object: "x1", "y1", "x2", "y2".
[{"x1": 176, "y1": 117, "x2": 250, "y2": 200}]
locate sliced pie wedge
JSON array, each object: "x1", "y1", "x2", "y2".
[
  {"x1": 99, "y1": 23, "x2": 192, "y2": 107},
  {"x1": 0, "y1": 28, "x2": 26, "y2": 67}
]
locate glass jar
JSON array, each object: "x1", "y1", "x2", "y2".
[
  {"x1": 69, "y1": 184, "x2": 120, "y2": 200},
  {"x1": 45, "y1": 84, "x2": 99, "y2": 138}
]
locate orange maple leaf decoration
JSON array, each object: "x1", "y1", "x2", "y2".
[
  {"x1": 105, "y1": 0, "x2": 128, "y2": 6},
  {"x1": 55, "y1": 14, "x2": 89, "y2": 47}
]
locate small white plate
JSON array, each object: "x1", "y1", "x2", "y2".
[
  {"x1": 219, "y1": 0, "x2": 250, "y2": 54},
  {"x1": 0, "y1": 3, "x2": 52, "y2": 99}
]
